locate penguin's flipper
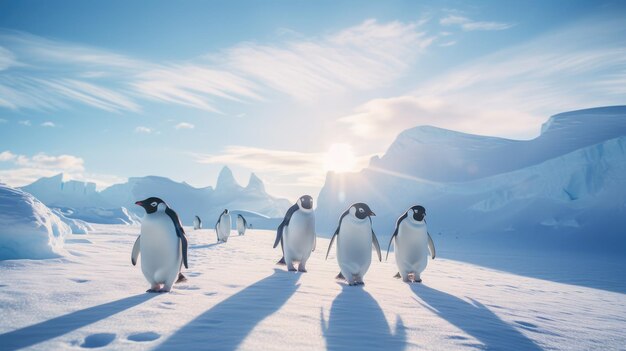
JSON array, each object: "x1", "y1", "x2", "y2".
[
  {"x1": 312, "y1": 233, "x2": 317, "y2": 252},
  {"x1": 131, "y1": 235, "x2": 140, "y2": 266},
  {"x1": 166, "y1": 207, "x2": 189, "y2": 269},
  {"x1": 276, "y1": 257, "x2": 286, "y2": 265},
  {"x1": 427, "y1": 232, "x2": 436, "y2": 259},
  {"x1": 273, "y1": 224, "x2": 285, "y2": 249},
  {"x1": 335, "y1": 272, "x2": 345, "y2": 280},
  {"x1": 371, "y1": 230, "x2": 382, "y2": 262},
  {"x1": 325, "y1": 231, "x2": 338, "y2": 260},
  {"x1": 274, "y1": 204, "x2": 298, "y2": 248},
  {"x1": 386, "y1": 212, "x2": 407, "y2": 261},
  {"x1": 393, "y1": 272, "x2": 401, "y2": 279}
]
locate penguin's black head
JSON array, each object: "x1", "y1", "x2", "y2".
[
  {"x1": 135, "y1": 197, "x2": 166, "y2": 214},
  {"x1": 299, "y1": 195, "x2": 313, "y2": 210},
  {"x1": 223, "y1": 209, "x2": 229, "y2": 215},
  {"x1": 352, "y1": 202, "x2": 375, "y2": 220},
  {"x1": 410, "y1": 205, "x2": 426, "y2": 221}
]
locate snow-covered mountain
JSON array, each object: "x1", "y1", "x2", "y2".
[
  {"x1": 316, "y1": 106, "x2": 626, "y2": 255},
  {"x1": 20, "y1": 166, "x2": 290, "y2": 226}
]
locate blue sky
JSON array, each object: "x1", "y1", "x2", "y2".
[{"x1": 0, "y1": 0, "x2": 625, "y2": 201}]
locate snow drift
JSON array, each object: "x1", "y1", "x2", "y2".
[{"x1": 0, "y1": 183, "x2": 70, "y2": 260}]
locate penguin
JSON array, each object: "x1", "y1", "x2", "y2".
[
  {"x1": 193, "y1": 215, "x2": 202, "y2": 230},
  {"x1": 273, "y1": 195, "x2": 316, "y2": 272},
  {"x1": 386, "y1": 205, "x2": 436, "y2": 283},
  {"x1": 325, "y1": 203, "x2": 381, "y2": 285},
  {"x1": 236, "y1": 214, "x2": 247, "y2": 236},
  {"x1": 215, "y1": 209, "x2": 231, "y2": 242},
  {"x1": 131, "y1": 197, "x2": 188, "y2": 293}
]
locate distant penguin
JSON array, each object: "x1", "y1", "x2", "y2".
[
  {"x1": 386, "y1": 205, "x2": 435, "y2": 283},
  {"x1": 326, "y1": 203, "x2": 381, "y2": 285},
  {"x1": 193, "y1": 215, "x2": 202, "y2": 230},
  {"x1": 237, "y1": 214, "x2": 247, "y2": 236},
  {"x1": 131, "y1": 197, "x2": 188, "y2": 293},
  {"x1": 273, "y1": 195, "x2": 316, "y2": 272},
  {"x1": 215, "y1": 209, "x2": 231, "y2": 242}
]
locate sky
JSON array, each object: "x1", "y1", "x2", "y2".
[{"x1": 0, "y1": 0, "x2": 625, "y2": 201}]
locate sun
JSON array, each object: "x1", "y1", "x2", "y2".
[{"x1": 324, "y1": 143, "x2": 358, "y2": 173}]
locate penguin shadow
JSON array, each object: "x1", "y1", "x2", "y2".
[
  {"x1": 190, "y1": 242, "x2": 224, "y2": 250},
  {"x1": 321, "y1": 285, "x2": 407, "y2": 351},
  {"x1": 410, "y1": 284, "x2": 543, "y2": 350},
  {"x1": 0, "y1": 293, "x2": 157, "y2": 351},
  {"x1": 156, "y1": 269, "x2": 300, "y2": 350}
]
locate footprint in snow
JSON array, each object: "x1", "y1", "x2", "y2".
[
  {"x1": 515, "y1": 321, "x2": 538, "y2": 328},
  {"x1": 80, "y1": 333, "x2": 116, "y2": 348},
  {"x1": 128, "y1": 332, "x2": 161, "y2": 342}
]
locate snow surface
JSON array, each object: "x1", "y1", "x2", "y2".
[
  {"x1": 0, "y1": 184, "x2": 70, "y2": 260},
  {"x1": 0, "y1": 225, "x2": 624, "y2": 350}
]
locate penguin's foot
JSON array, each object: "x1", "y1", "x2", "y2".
[
  {"x1": 413, "y1": 279, "x2": 422, "y2": 283},
  {"x1": 156, "y1": 288, "x2": 171, "y2": 293},
  {"x1": 297, "y1": 266, "x2": 307, "y2": 273},
  {"x1": 146, "y1": 289, "x2": 158, "y2": 293},
  {"x1": 356, "y1": 281, "x2": 365, "y2": 285},
  {"x1": 287, "y1": 266, "x2": 297, "y2": 272}
]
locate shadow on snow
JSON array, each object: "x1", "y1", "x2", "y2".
[
  {"x1": 321, "y1": 285, "x2": 406, "y2": 351},
  {"x1": 411, "y1": 284, "x2": 543, "y2": 350},
  {"x1": 156, "y1": 269, "x2": 300, "y2": 350},
  {"x1": 0, "y1": 293, "x2": 157, "y2": 350}
]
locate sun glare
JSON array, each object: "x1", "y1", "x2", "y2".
[{"x1": 324, "y1": 143, "x2": 357, "y2": 173}]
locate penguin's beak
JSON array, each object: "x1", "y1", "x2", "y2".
[
  {"x1": 135, "y1": 201, "x2": 143, "y2": 206},
  {"x1": 369, "y1": 211, "x2": 376, "y2": 216}
]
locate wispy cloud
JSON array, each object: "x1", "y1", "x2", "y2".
[
  {"x1": 0, "y1": 19, "x2": 433, "y2": 113},
  {"x1": 18, "y1": 120, "x2": 31, "y2": 126},
  {"x1": 174, "y1": 122, "x2": 195, "y2": 130},
  {"x1": 134, "y1": 126, "x2": 153, "y2": 134},
  {"x1": 338, "y1": 17, "x2": 626, "y2": 144},
  {"x1": 40, "y1": 121, "x2": 55, "y2": 127},
  {"x1": 0, "y1": 149, "x2": 123, "y2": 189},
  {"x1": 440, "y1": 15, "x2": 514, "y2": 31}
]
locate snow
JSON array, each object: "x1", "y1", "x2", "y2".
[
  {"x1": 52, "y1": 209, "x2": 93, "y2": 235},
  {"x1": 0, "y1": 225, "x2": 624, "y2": 350},
  {"x1": 0, "y1": 183, "x2": 70, "y2": 260}
]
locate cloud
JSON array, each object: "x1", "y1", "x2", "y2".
[
  {"x1": 0, "y1": 150, "x2": 123, "y2": 189},
  {"x1": 0, "y1": 118, "x2": 7, "y2": 123},
  {"x1": 0, "y1": 19, "x2": 433, "y2": 113},
  {"x1": 440, "y1": 15, "x2": 514, "y2": 31},
  {"x1": 40, "y1": 121, "x2": 55, "y2": 127},
  {"x1": 134, "y1": 126, "x2": 152, "y2": 134},
  {"x1": 174, "y1": 122, "x2": 195, "y2": 130},
  {"x1": 0, "y1": 151, "x2": 16, "y2": 161},
  {"x1": 337, "y1": 17, "x2": 626, "y2": 145},
  {"x1": 18, "y1": 120, "x2": 31, "y2": 126}
]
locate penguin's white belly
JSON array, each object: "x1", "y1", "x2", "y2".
[
  {"x1": 140, "y1": 214, "x2": 181, "y2": 284},
  {"x1": 395, "y1": 221, "x2": 429, "y2": 275},
  {"x1": 193, "y1": 218, "x2": 201, "y2": 230},
  {"x1": 284, "y1": 211, "x2": 315, "y2": 260},
  {"x1": 337, "y1": 219, "x2": 372, "y2": 276},
  {"x1": 218, "y1": 215, "x2": 231, "y2": 240},
  {"x1": 237, "y1": 217, "x2": 246, "y2": 235}
]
